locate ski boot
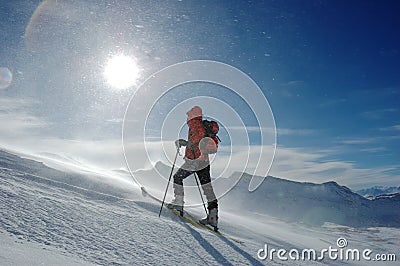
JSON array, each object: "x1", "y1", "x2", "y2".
[
  {"x1": 200, "y1": 208, "x2": 218, "y2": 231},
  {"x1": 166, "y1": 195, "x2": 184, "y2": 216}
]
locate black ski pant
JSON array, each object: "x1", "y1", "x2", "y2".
[{"x1": 173, "y1": 162, "x2": 218, "y2": 210}]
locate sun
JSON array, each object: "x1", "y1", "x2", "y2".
[{"x1": 104, "y1": 55, "x2": 140, "y2": 89}]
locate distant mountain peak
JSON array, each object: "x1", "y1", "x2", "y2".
[
  {"x1": 356, "y1": 186, "x2": 400, "y2": 197},
  {"x1": 322, "y1": 181, "x2": 339, "y2": 186}
]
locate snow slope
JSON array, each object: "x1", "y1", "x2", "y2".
[
  {"x1": 0, "y1": 230, "x2": 93, "y2": 266},
  {"x1": 1, "y1": 149, "x2": 399, "y2": 265}
]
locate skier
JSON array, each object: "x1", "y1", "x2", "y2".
[{"x1": 168, "y1": 106, "x2": 219, "y2": 228}]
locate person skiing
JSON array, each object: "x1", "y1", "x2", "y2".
[{"x1": 168, "y1": 106, "x2": 219, "y2": 229}]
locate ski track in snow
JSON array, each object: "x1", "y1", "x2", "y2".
[{"x1": 0, "y1": 150, "x2": 399, "y2": 265}]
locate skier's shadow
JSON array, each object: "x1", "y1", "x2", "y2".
[
  {"x1": 214, "y1": 232, "x2": 264, "y2": 266},
  {"x1": 135, "y1": 201, "x2": 262, "y2": 265},
  {"x1": 180, "y1": 222, "x2": 232, "y2": 265},
  {"x1": 180, "y1": 221, "x2": 263, "y2": 266},
  {"x1": 135, "y1": 202, "x2": 230, "y2": 264}
]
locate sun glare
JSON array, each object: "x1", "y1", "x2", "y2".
[{"x1": 104, "y1": 55, "x2": 140, "y2": 89}]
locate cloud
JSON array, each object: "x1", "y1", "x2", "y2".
[
  {"x1": 337, "y1": 137, "x2": 378, "y2": 145},
  {"x1": 360, "y1": 108, "x2": 398, "y2": 120},
  {"x1": 269, "y1": 146, "x2": 400, "y2": 189},
  {"x1": 105, "y1": 118, "x2": 124, "y2": 124},
  {"x1": 0, "y1": 111, "x2": 47, "y2": 135},
  {"x1": 379, "y1": 124, "x2": 400, "y2": 131},
  {"x1": 227, "y1": 126, "x2": 316, "y2": 136},
  {"x1": 318, "y1": 98, "x2": 347, "y2": 108},
  {"x1": 1, "y1": 137, "x2": 124, "y2": 169},
  {"x1": 0, "y1": 97, "x2": 124, "y2": 170},
  {"x1": 276, "y1": 128, "x2": 317, "y2": 136},
  {"x1": 359, "y1": 147, "x2": 387, "y2": 153},
  {"x1": 337, "y1": 134, "x2": 400, "y2": 145},
  {"x1": 0, "y1": 97, "x2": 40, "y2": 111},
  {"x1": 0, "y1": 97, "x2": 48, "y2": 137}
]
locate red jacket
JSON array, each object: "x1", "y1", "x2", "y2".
[{"x1": 185, "y1": 106, "x2": 209, "y2": 161}]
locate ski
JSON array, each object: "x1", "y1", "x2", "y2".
[
  {"x1": 141, "y1": 186, "x2": 202, "y2": 229},
  {"x1": 141, "y1": 186, "x2": 244, "y2": 244}
]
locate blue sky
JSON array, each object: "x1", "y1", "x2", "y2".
[{"x1": 0, "y1": 0, "x2": 399, "y2": 189}]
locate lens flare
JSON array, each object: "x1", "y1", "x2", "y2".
[{"x1": 0, "y1": 67, "x2": 13, "y2": 90}]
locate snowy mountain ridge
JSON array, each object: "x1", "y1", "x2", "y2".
[{"x1": 221, "y1": 173, "x2": 400, "y2": 227}]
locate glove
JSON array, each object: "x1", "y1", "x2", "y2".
[{"x1": 175, "y1": 139, "x2": 187, "y2": 148}]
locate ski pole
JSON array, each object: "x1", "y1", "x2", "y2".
[
  {"x1": 159, "y1": 148, "x2": 180, "y2": 217},
  {"x1": 193, "y1": 172, "x2": 208, "y2": 216},
  {"x1": 188, "y1": 144, "x2": 208, "y2": 215}
]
